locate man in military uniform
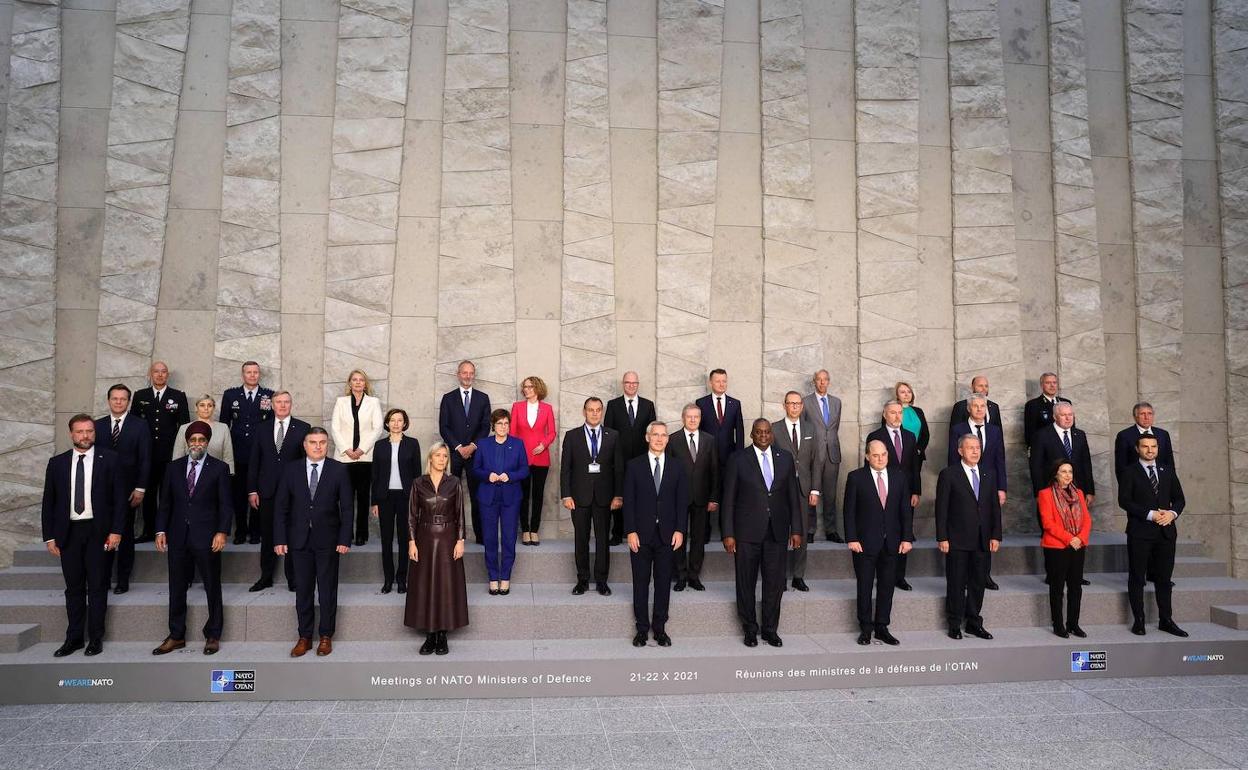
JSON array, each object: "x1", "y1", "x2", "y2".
[
  {"x1": 130, "y1": 361, "x2": 190, "y2": 542},
  {"x1": 221, "y1": 361, "x2": 273, "y2": 544}
]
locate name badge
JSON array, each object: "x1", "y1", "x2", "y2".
[{"x1": 588, "y1": 463, "x2": 601, "y2": 474}]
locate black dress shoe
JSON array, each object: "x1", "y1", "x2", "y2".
[
  {"x1": 827, "y1": 531, "x2": 844, "y2": 544},
  {"x1": 875, "y1": 628, "x2": 899, "y2": 646},
  {"x1": 985, "y1": 578, "x2": 999, "y2": 591},
  {"x1": 632, "y1": 632, "x2": 647, "y2": 647},
  {"x1": 113, "y1": 583, "x2": 129, "y2": 595},
  {"x1": 249, "y1": 579, "x2": 273, "y2": 593},
  {"x1": 743, "y1": 632, "x2": 758, "y2": 647},
  {"x1": 287, "y1": 583, "x2": 296, "y2": 593},
  {"x1": 1068, "y1": 624, "x2": 1086, "y2": 638},
  {"x1": 965, "y1": 626, "x2": 993, "y2": 640},
  {"x1": 380, "y1": 583, "x2": 392, "y2": 594},
  {"x1": 419, "y1": 633, "x2": 436, "y2": 655},
  {"x1": 857, "y1": 631, "x2": 872, "y2": 645},
  {"x1": 396, "y1": 580, "x2": 407, "y2": 594},
  {"x1": 434, "y1": 630, "x2": 448, "y2": 655},
  {"x1": 673, "y1": 580, "x2": 686, "y2": 592},
  {"x1": 1131, "y1": 619, "x2": 1146, "y2": 636},
  {"x1": 688, "y1": 578, "x2": 705, "y2": 591},
  {"x1": 895, "y1": 579, "x2": 912, "y2": 591},
  {"x1": 1081, "y1": 578, "x2": 1091, "y2": 586},
  {"x1": 597, "y1": 583, "x2": 611, "y2": 596},
  {"x1": 1053, "y1": 625, "x2": 1069, "y2": 639},
  {"x1": 353, "y1": 538, "x2": 367, "y2": 547},
  {"x1": 761, "y1": 632, "x2": 783, "y2": 647},
  {"x1": 84, "y1": 639, "x2": 103, "y2": 656},
  {"x1": 947, "y1": 627, "x2": 963, "y2": 640},
  {"x1": 572, "y1": 581, "x2": 588, "y2": 595},
  {"x1": 654, "y1": 631, "x2": 671, "y2": 647},
  {"x1": 791, "y1": 578, "x2": 809, "y2": 592},
  {"x1": 608, "y1": 536, "x2": 622, "y2": 546},
  {"x1": 233, "y1": 536, "x2": 247, "y2": 545},
  {"x1": 1158, "y1": 619, "x2": 1188, "y2": 637},
  {"x1": 248, "y1": 536, "x2": 261, "y2": 545},
  {"x1": 53, "y1": 640, "x2": 84, "y2": 657}
]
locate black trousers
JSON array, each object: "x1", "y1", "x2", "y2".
[
  {"x1": 167, "y1": 546, "x2": 223, "y2": 640},
  {"x1": 106, "y1": 502, "x2": 138, "y2": 585},
  {"x1": 853, "y1": 544, "x2": 898, "y2": 631},
  {"x1": 232, "y1": 465, "x2": 257, "y2": 539},
  {"x1": 677, "y1": 504, "x2": 708, "y2": 580},
  {"x1": 572, "y1": 503, "x2": 610, "y2": 583},
  {"x1": 378, "y1": 489, "x2": 411, "y2": 584},
  {"x1": 944, "y1": 548, "x2": 988, "y2": 629},
  {"x1": 291, "y1": 546, "x2": 341, "y2": 639},
  {"x1": 60, "y1": 520, "x2": 109, "y2": 643},
  {"x1": 733, "y1": 528, "x2": 787, "y2": 635},
  {"x1": 630, "y1": 525, "x2": 675, "y2": 634},
  {"x1": 346, "y1": 462, "x2": 371, "y2": 542},
  {"x1": 1127, "y1": 535, "x2": 1175, "y2": 622},
  {"x1": 519, "y1": 465, "x2": 549, "y2": 532},
  {"x1": 451, "y1": 453, "x2": 483, "y2": 542},
  {"x1": 1044, "y1": 546, "x2": 1084, "y2": 628},
  {"x1": 141, "y1": 456, "x2": 170, "y2": 538},
  {"x1": 257, "y1": 496, "x2": 295, "y2": 587}
]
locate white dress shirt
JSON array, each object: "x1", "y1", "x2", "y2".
[
  {"x1": 306, "y1": 457, "x2": 324, "y2": 489},
  {"x1": 69, "y1": 449, "x2": 95, "y2": 521},
  {"x1": 874, "y1": 467, "x2": 888, "y2": 498},
  {"x1": 583, "y1": 424, "x2": 602, "y2": 457},
  {"x1": 1139, "y1": 460, "x2": 1169, "y2": 521},
  {"x1": 526, "y1": 400, "x2": 538, "y2": 427},
  {"x1": 968, "y1": 421, "x2": 988, "y2": 450},
  {"x1": 961, "y1": 461, "x2": 981, "y2": 491},
  {"x1": 649, "y1": 450, "x2": 665, "y2": 482},
  {"x1": 754, "y1": 445, "x2": 774, "y2": 487}
]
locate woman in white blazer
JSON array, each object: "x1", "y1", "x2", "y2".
[{"x1": 331, "y1": 369, "x2": 384, "y2": 545}]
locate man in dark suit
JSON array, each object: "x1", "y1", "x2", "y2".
[
  {"x1": 273, "y1": 427, "x2": 353, "y2": 657},
  {"x1": 668, "y1": 403, "x2": 719, "y2": 591},
  {"x1": 772, "y1": 391, "x2": 823, "y2": 592},
  {"x1": 1029, "y1": 402, "x2": 1095, "y2": 501},
  {"x1": 220, "y1": 360, "x2": 273, "y2": 544},
  {"x1": 844, "y1": 439, "x2": 913, "y2": 645},
  {"x1": 40, "y1": 414, "x2": 126, "y2": 657},
  {"x1": 246, "y1": 391, "x2": 308, "y2": 592},
  {"x1": 94, "y1": 384, "x2": 151, "y2": 595},
  {"x1": 622, "y1": 422, "x2": 688, "y2": 647},
  {"x1": 949, "y1": 375, "x2": 1002, "y2": 426},
  {"x1": 1119, "y1": 434, "x2": 1187, "y2": 637},
  {"x1": 949, "y1": 394, "x2": 1008, "y2": 591},
  {"x1": 936, "y1": 433, "x2": 1002, "y2": 640},
  {"x1": 722, "y1": 418, "x2": 804, "y2": 648},
  {"x1": 560, "y1": 397, "x2": 625, "y2": 596},
  {"x1": 802, "y1": 369, "x2": 844, "y2": 542},
  {"x1": 696, "y1": 368, "x2": 745, "y2": 487},
  {"x1": 1023, "y1": 372, "x2": 1071, "y2": 449},
  {"x1": 604, "y1": 371, "x2": 657, "y2": 545},
  {"x1": 130, "y1": 360, "x2": 190, "y2": 542},
  {"x1": 1114, "y1": 401, "x2": 1175, "y2": 480},
  {"x1": 152, "y1": 422, "x2": 233, "y2": 655},
  {"x1": 438, "y1": 360, "x2": 491, "y2": 544},
  {"x1": 865, "y1": 401, "x2": 922, "y2": 591}
]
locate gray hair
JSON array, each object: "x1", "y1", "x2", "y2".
[
  {"x1": 968, "y1": 393, "x2": 988, "y2": 406},
  {"x1": 1039, "y1": 371, "x2": 1058, "y2": 381},
  {"x1": 681, "y1": 402, "x2": 700, "y2": 418},
  {"x1": 957, "y1": 433, "x2": 982, "y2": 449},
  {"x1": 1054, "y1": 402, "x2": 1075, "y2": 416},
  {"x1": 644, "y1": 420, "x2": 667, "y2": 435}
]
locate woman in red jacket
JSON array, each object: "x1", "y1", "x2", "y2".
[
  {"x1": 1038, "y1": 459, "x2": 1093, "y2": 638},
  {"x1": 510, "y1": 376, "x2": 557, "y2": 546}
]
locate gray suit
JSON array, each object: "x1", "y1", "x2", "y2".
[
  {"x1": 802, "y1": 391, "x2": 842, "y2": 536},
  {"x1": 771, "y1": 417, "x2": 822, "y2": 579}
]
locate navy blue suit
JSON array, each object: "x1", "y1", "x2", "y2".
[
  {"x1": 623, "y1": 452, "x2": 688, "y2": 635},
  {"x1": 439, "y1": 387, "x2": 492, "y2": 542},
  {"x1": 274, "y1": 458, "x2": 353, "y2": 639},
  {"x1": 157, "y1": 455, "x2": 233, "y2": 640},
  {"x1": 247, "y1": 417, "x2": 309, "y2": 586},
  {"x1": 40, "y1": 447, "x2": 127, "y2": 644},
  {"x1": 948, "y1": 422, "x2": 1008, "y2": 493},
  {"x1": 473, "y1": 436, "x2": 529, "y2": 581},
  {"x1": 1120, "y1": 460, "x2": 1186, "y2": 623},
  {"x1": 935, "y1": 463, "x2": 1003, "y2": 630},
  {"x1": 95, "y1": 413, "x2": 151, "y2": 586},
  {"x1": 1114, "y1": 425, "x2": 1175, "y2": 480},
  {"x1": 129, "y1": 386, "x2": 190, "y2": 539},
  {"x1": 221, "y1": 386, "x2": 274, "y2": 540},
  {"x1": 843, "y1": 465, "x2": 913, "y2": 632},
  {"x1": 696, "y1": 393, "x2": 745, "y2": 475}
]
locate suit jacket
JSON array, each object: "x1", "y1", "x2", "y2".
[
  {"x1": 695, "y1": 392, "x2": 745, "y2": 468},
  {"x1": 170, "y1": 419, "x2": 235, "y2": 474},
  {"x1": 1029, "y1": 425, "x2": 1095, "y2": 497},
  {"x1": 721, "y1": 446, "x2": 804, "y2": 544},
  {"x1": 156, "y1": 455, "x2": 233, "y2": 550},
  {"x1": 771, "y1": 418, "x2": 823, "y2": 497},
  {"x1": 473, "y1": 435, "x2": 530, "y2": 506},
  {"x1": 94, "y1": 413, "x2": 151, "y2": 495},
  {"x1": 865, "y1": 425, "x2": 922, "y2": 496},
  {"x1": 843, "y1": 465, "x2": 914, "y2": 554},
  {"x1": 667, "y1": 428, "x2": 720, "y2": 507},
  {"x1": 370, "y1": 435, "x2": 422, "y2": 500},
  {"x1": 439, "y1": 387, "x2": 492, "y2": 461},
  {"x1": 220, "y1": 385, "x2": 274, "y2": 464},
  {"x1": 330, "y1": 394, "x2": 384, "y2": 463},
  {"x1": 1114, "y1": 425, "x2": 1175, "y2": 480},
  {"x1": 130, "y1": 386, "x2": 191, "y2": 458},
  {"x1": 559, "y1": 425, "x2": 625, "y2": 507},
  {"x1": 509, "y1": 400, "x2": 557, "y2": 467},
  {"x1": 950, "y1": 398, "x2": 1002, "y2": 427},
  {"x1": 41, "y1": 447, "x2": 128, "y2": 547},
  {"x1": 935, "y1": 464, "x2": 1003, "y2": 551},
  {"x1": 273, "y1": 457, "x2": 353, "y2": 550},
  {"x1": 248, "y1": 417, "x2": 310, "y2": 499},
  {"x1": 1118, "y1": 461, "x2": 1185, "y2": 542},
  {"x1": 948, "y1": 422, "x2": 1008, "y2": 493},
  {"x1": 604, "y1": 395, "x2": 656, "y2": 464},
  {"x1": 1037, "y1": 487, "x2": 1092, "y2": 549},
  {"x1": 622, "y1": 452, "x2": 690, "y2": 545},
  {"x1": 1023, "y1": 394, "x2": 1072, "y2": 448},
  {"x1": 802, "y1": 391, "x2": 843, "y2": 464}
]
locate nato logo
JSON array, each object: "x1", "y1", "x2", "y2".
[
  {"x1": 1071, "y1": 651, "x2": 1107, "y2": 672},
  {"x1": 211, "y1": 669, "x2": 256, "y2": 693}
]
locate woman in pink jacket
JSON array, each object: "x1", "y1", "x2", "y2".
[{"x1": 510, "y1": 376, "x2": 557, "y2": 546}]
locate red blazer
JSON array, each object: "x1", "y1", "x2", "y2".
[
  {"x1": 1037, "y1": 487, "x2": 1092, "y2": 549},
  {"x1": 509, "y1": 400, "x2": 557, "y2": 467}
]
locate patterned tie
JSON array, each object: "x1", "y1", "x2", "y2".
[
  {"x1": 876, "y1": 470, "x2": 887, "y2": 508},
  {"x1": 791, "y1": 423, "x2": 799, "y2": 452},
  {"x1": 716, "y1": 396, "x2": 724, "y2": 423},
  {"x1": 1147, "y1": 464, "x2": 1159, "y2": 495},
  {"x1": 761, "y1": 450, "x2": 773, "y2": 490},
  {"x1": 970, "y1": 467, "x2": 980, "y2": 500},
  {"x1": 187, "y1": 460, "x2": 199, "y2": 497},
  {"x1": 1063, "y1": 430, "x2": 1073, "y2": 458},
  {"x1": 275, "y1": 419, "x2": 285, "y2": 452},
  {"x1": 974, "y1": 424, "x2": 983, "y2": 450},
  {"x1": 74, "y1": 454, "x2": 85, "y2": 514},
  {"x1": 309, "y1": 462, "x2": 320, "y2": 498},
  {"x1": 628, "y1": 400, "x2": 635, "y2": 426},
  {"x1": 463, "y1": 389, "x2": 470, "y2": 416},
  {"x1": 821, "y1": 396, "x2": 829, "y2": 426},
  {"x1": 112, "y1": 418, "x2": 121, "y2": 446},
  {"x1": 892, "y1": 429, "x2": 902, "y2": 461},
  {"x1": 653, "y1": 455, "x2": 662, "y2": 494},
  {"x1": 688, "y1": 432, "x2": 697, "y2": 462}
]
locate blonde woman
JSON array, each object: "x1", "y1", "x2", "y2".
[
  {"x1": 172, "y1": 395, "x2": 235, "y2": 474},
  {"x1": 330, "y1": 369, "x2": 384, "y2": 546},
  {"x1": 405, "y1": 442, "x2": 468, "y2": 655}
]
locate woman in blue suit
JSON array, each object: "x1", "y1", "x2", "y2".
[{"x1": 474, "y1": 409, "x2": 529, "y2": 595}]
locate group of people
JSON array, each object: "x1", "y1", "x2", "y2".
[{"x1": 39, "y1": 358, "x2": 1187, "y2": 658}]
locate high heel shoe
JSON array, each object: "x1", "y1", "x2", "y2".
[
  {"x1": 435, "y1": 630, "x2": 449, "y2": 655},
  {"x1": 499, "y1": 581, "x2": 510, "y2": 596},
  {"x1": 530, "y1": 534, "x2": 540, "y2": 546},
  {"x1": 419, "y1": 633, "x2": 436, "y2": 655},
  {"x1": 522, "y1": 532, "x2": 532, "y2": 545},
  {"x1": 488, "y1": 581, "x2": 500, "y2": 595}
]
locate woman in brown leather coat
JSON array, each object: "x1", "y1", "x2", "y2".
[{"x1": 404, "y1": 441, "x2": 469, "y2": 654}]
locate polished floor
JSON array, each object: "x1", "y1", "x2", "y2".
[{"x1": 1, "y1": 674, "x2": 1246, "y2": 769}]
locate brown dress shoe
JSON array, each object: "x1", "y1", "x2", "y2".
[
  {"x1": 316, "y1": 635, "x2": 333, "y2": 656},
  {"x1": 290, "y1": 637, "x2": 313, "y2": 657},
  {"x1": 152, "y1": 637, "x2": 186, "y2": 656},
  {"x1": 203, "y1": 638, "x2": 220, "y2": 655}
]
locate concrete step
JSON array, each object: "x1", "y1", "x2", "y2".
[
  {"x1": 1211, "y1": 604, "x2": 1248, "y2": 630},
  {"x1": 0, "y1": 623, "x2": 41, "y2": 653},
  {"x1": 4, "y1": 534, "x2": 1216, "y2": 585},
  {"x1": 3, "y1": 574, "x2": 1246, "y2": 644}
]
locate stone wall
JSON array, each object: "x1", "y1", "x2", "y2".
[{"x1": 0, "y1": 0, "x2": 1243, "y2": 571}]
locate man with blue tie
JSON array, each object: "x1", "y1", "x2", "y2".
[
  {"x1": 936, "y1": 433, "x2": 1002, "y2": 640},
  {"x1": 802, "y1": 369, "x2": 844, "y2": 542},
  {"x1": 247, "y1": 391, "x2": 309, "y2": 592},
  {"x1": 94, "y1": 384, "x2": 151, "y2": 594},
  {"x1": 560, "y1": 398, "x2": 624, "y2": 596},
  {"x1": 1028, "y1": 402, "x2": 1095, "y2": 505},
  {"x1": 438, "y1": 360, "x2": 492, "y2": 544},
  {"x1": 623, "y1": 422, "x2": 688, "y2": 647},
  {"x1": 221, "y1": 361, "x2": 273, "y2": 544}
]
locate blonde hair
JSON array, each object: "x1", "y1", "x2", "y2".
[
  {"x1": 344, "y1": 369, "x2": 374, "y2": 396},
  {"x1": 195, "y1": 394, "x2": 216, "y2": 410},
  {"x1": 894, "y1": 381, "x2": 915, "y2": 404},
  {"x1": 425, "y1": 441, "x2": 451, "y2": 474}
]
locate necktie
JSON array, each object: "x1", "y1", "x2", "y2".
[
  {"x1": 247, "y1": 390, "x2": 253, "y2": 404},
  {"x1": 792, "y1": 423, "x2": 799, "y2": 451},
  {"x1": 112, "y1": 418, "x2": 121, "y2": 446},
  {"x1": 876, "y1": 470, "x2": 887, "y2": 508},
  {"x1": 187, "y1": 460, "x2": 199, "y2": 497},
  {"x1": 821, "y1": 396, "x2": 829, "y2": 426},
  {"x1": 309, "y1": 462, "x2": 319, "y2": 498},
  {"x1": 970, "y1": 467, "x2": 980, "y2": 500},
  {"x1": 589, "y1": 428, "x2": 599, "y2": 461},
  {"x1": 688, "y1": 433, "x2": 697, "y2": 462},
  {"x1": 463, "y1": 390, "x2": 470, "y2": 415},
  {"x1": 628, "y1": 400, "x2": 635, "y2": 426},
  {"x1": 974, "y1": 424, "x2": 983, "y2": 449},
  {"x1": 716, "y1": 396, "x2": 724, "y2": 423},
  {"x1": 1063, "y1": 430, "x2": 1073, "y2": 458},
  {"x1": 653, "y1": 455, "x2": 662, "y2": 494},
  {"x1": 1147, "y1": 464, "x2": 1159, "y2": 495},
  {"x1": 74, "y1": 454, "x2": 85, "y2": 514},
  {"x1": 761, "y1": 450, "x2": 773, "y2": 489},
  {"x1": 276, "y1": 420, "x2": 285, "y2": 452},
  {"x1": 892, "y1": 429, "x2": 902, "y2": 460}
]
